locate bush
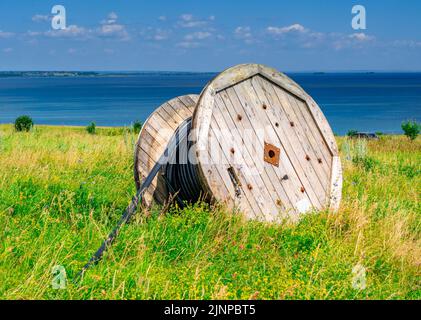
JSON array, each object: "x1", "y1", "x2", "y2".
[
  {"x1": 401, "y1": 120, "x2": 419, "y2": 141},
  {"x1": 133, "y1": 120, "x2": 142, "y2": 134},
  {"x1": 14, "y1": 115, "x2": 34, "y2": 132},
  {"x1": 86, "y1": 122, "x2": 96, "y2": 135},
  {"x1": 347, "y1": 129, "x2": 358, "y2": 137}
]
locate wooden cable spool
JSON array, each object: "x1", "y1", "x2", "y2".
[
  {"x1": 134, "y1": 94, "x2": 199, "y2": 206},
  {"x1": 134, "y1": 64, "x2": 342, "y2": 222}
]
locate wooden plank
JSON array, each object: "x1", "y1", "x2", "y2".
[
  {"x1": 270, "y1": 82, "x2": 330, "y2": 186},
  {"x1": 161, "y1": 102, "x2": 186, "y2": 124},
  {"x1": 280, "y1": 90, "x2": 331, "y2": 178},
  {"x1": 291, "y1": 97, "x2": 332, "y2": 172},
  {"x1": 329, "y1": 156, "x2": 342, "y2": 211},
  {"x1": 302, "y1": 94, "x2": 338, "y2": 156},
  {"x1": 213, "y1": 64, "x2": 259, "y2": 93},
  {"x1": 260, "y1": 80, "x2": 328, "y2": 206},
  {"x1": 216, "y1": 89, "x2": 303, "y2": 218},
  {"x1": 247, "y1": 77, "x2": 323, "y2": 209},
  {"x1": 195, "y1": 127, "x2": 245, "y2": 214},
  {"x1": 208, "y1": 122, "x2": 261, "y2": 219},
  {"x1": 232, "y1": 81, "x2": 316, "y2": 212},
  {"x1": 212, "y1": 96, "x2": 279, "y2": 220}
]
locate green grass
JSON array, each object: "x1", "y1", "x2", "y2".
[{"x1": 0, "y1": 124, "x2": 420, "y2": 300}]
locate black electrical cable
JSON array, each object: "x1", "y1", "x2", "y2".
[
  {"x1": 75, "y1": 117, "x2": 204, "y2": 282},
  {"x1": 164, "y1": 118, "x2": 202, "y2": 204}
]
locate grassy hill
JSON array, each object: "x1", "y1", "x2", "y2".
[{"x1": 0, "y1": 124, "x2": 419, "y2": 299}]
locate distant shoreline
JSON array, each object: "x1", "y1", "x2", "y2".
[
  {"x1": 0, "y1": 123, "x2": 405, "y2": 136},
  {"x1": 0, "y1": 71, "x2": 219, "y2": 78},
  {"x1": 1, "y1": 71, "x2": 421, "y2": 78}
]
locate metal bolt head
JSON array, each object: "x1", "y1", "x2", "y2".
[{"x1": 301, "y1": 186, "x2": 305, "y2": 193}]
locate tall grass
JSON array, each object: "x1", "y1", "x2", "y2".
[{"x1": 0, "y1": 125, "x2": 419, "y2": 300}]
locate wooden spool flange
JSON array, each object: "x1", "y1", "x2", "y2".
[
  {"x1": 134, "y1": 94, "x2": 199, "y2": 206},
  {"x1": 191, "y1": 64, "x2": 342, "y2": 222}
]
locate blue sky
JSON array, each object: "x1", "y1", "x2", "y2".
[{"x1": 0, "y1": 0, "x2": 420, "y2": 71}]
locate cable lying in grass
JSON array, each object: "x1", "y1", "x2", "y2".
[{"x1": 75, "y1": 118, "x2": 194, "y2": 281}]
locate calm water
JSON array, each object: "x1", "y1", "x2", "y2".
[{"x1": 0, "y1": 72, "x2": 420, "y2": 135}]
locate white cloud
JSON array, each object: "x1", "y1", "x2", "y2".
[
  {"x1": 140, "y1": 27, "x2": 171, "y2": 41},
  {"x1": 97, "y1": 12, "x2": 130, "y2": 41},
  {"x1": 32, "y1": 14, "x2": 50, "y2": 22},
  {"x1": 264, "y1": 23, "x2": 377, "y2": 50},
  {"x1": 2, "y1": 47, "x2": 13, "y2": 53},
  {"x1": 178, "y1": 14, "x2": 210, "y2": 28},
  {"x1": 348, "y1": 32, "x2": 374, "y2": 41},
  {"x1": 392, "y1": 40, "x2": 421, "y2": 48},
  {"x1": 158, "y1": 16, "x2": 167, "y2": 21},
  {"x1": 177, "y1": 30, "x2": 213, "y2": 49},
  {"x1": 30, "y1": 13, "x2": 130, "y2": 41},
  {"x1": 26, "y1": 31, "x2": 42, "y2": 37},
  {"x1": 0, "y1": 30, "x2": 14, "y2": 38},
  {"x1": 44, "y1": 25, "x2": 89, "y2": 39},
  {"x1": 234, "y1": 26, "x2": 254, "y2": 44},
  {"x1": 25, "y1": 12, "x2": 130, "y2": 41},
  {"x1": 184, "y1": 31, "x2": 212, "y2": 41},
  {"x1": 176, "y1": 41, "x2": 201, "y2": 49},
  {"x1": 235, "y1": 26, "x2": 251, "y2": 37},
  {"x1": 181, "y1": 14, "x2": 193, "y2": 21},
  {"x1": 266, "y1": 24, "x2": 307, "y2": 35},
  {"x1": 332, "y1": 33, "x2": 375, "y2": 50},
  {"x1": 98, "y1": 24, "x2": 129, "y2": 39},
  {"x1": 102, "y1": 12, "x2": 118, "y2": 25},
  {"x1": 153, "y1": 29, "x2": 170, "y2": 41}
]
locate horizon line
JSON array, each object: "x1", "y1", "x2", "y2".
[{"x1": 2, "y1": 69, "x2": 421, "y2": 74}]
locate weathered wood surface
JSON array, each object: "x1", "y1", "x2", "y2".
[
  {"x1": 192, "y1": 64, "x2": 341, "y2": 221},
  {"x1": 134, "y1": 94, "x2": 199, "y2": 206}
]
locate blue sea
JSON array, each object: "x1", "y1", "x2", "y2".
[{"x1": 0, "y1": 72, "x2": 420, "y2": 135}]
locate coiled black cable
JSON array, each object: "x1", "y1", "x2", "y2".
[{"x1": 164, "y1": 117, "x2": 203, "y2": 204}]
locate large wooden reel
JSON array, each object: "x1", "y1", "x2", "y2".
[
  {"x1": 191, "y1": 64, "x2": 342, "y2": 221},
  {"x1": 134, "y1": 94, "x2": 199, "y2": 206}
]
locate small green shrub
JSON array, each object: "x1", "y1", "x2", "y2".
[
  {"x1": 347, "y1": 129, "x2": 358, "y2": 137},
  {"x1": 14, "y1": 115, "x2": 33, "y2": 132},
  {"x1": 401, "y1": 120, "x2": 419, "y2": 141},
  {"x1": 133, "y1": 120, "x2": 142, "y2": 134},
  {"x1": 352, "y1": 155, "x2": 378, "y2": 172},
  {"x1": 86, "y1": 122, "x2": 96, "y2": 135}
]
